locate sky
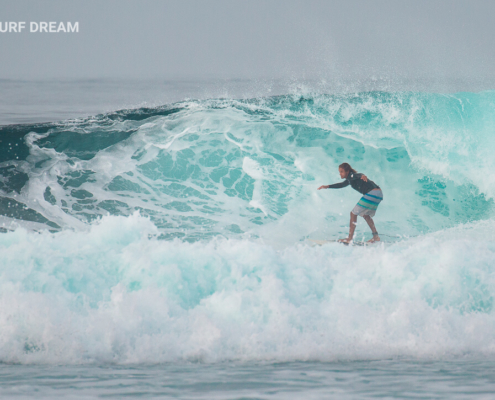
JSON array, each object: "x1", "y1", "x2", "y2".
[{"x1": 1, "y1": 0, "x2": 495, "y2": 83}]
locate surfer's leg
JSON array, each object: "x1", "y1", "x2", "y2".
[
  {"x1": 339, "y1": 212, "x2": 357, "y2": 243},
  {"x1": 349, "y1": 212, "x2": 357, "y2": 238},
  {"x1": 363, "y1": 215, "x2": 380, "y2": 242}
]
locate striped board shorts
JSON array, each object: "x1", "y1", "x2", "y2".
[{"x1": 351, "y1": 188, "x2": 383, "y2": 217}]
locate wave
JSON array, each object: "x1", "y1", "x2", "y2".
[
  {"x1": 1, "y1": 90, "x2": 495, "y2": 363},
  {"x1": 1, "y1": 91, "x2": 494, "y2": 242}
]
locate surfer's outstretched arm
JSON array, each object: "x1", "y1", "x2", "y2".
[{"x1": 317, "y1": 181, "x2": 349, "y2": 190}]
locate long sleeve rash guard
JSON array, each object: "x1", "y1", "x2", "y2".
[{"x1": 327, "y1": 172, "x2": 380, "y2": 195}]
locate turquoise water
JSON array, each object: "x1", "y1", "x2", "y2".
[
  {"x1": 2, "y1": 91, "x2": 495, "y2": 239},
  {"x1": 1, "y1": 85, "x2": 495, "y2": 397}
]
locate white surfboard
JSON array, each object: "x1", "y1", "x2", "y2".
[{"x1": 309, "y1": 239, "x2": 368, "y2": 246}]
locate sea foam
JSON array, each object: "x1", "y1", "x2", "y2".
[{"x1": 0, "y1": 214, "x2": 495, "y2": 364}]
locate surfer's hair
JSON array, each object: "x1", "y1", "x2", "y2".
[{"x1": 339, "y1": 163, "x2": 357, "y2": 174}]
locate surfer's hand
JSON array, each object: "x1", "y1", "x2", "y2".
[
  {"x1": 361, "y1": 175, "x2": 368, "y2": 182},
  {"x1": 317, "y1": 185, "x2": 328, "y2": 190}
]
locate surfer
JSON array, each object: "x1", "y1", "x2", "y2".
[{"x1": 318, "y1": 163, "x2": 383, "y2": 243}]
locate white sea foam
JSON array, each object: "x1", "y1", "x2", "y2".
[{"x1": 1, "y1": 214, "x2": 495, "y2": 364}]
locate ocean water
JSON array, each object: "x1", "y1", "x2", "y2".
[{"x1": 1, "y1": 79, "x2": 495, "y2": 398}]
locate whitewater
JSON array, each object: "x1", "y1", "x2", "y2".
[{"x1": 2, "y1": 86, "x2": 495, "y2": 397}]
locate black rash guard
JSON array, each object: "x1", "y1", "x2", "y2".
[{"x1": 327, "y1": 172, "x2": 380, "y2": 195}]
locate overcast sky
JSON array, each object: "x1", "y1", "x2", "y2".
[{"x1": 1, "y1": 0, "x2": 495, "y2": 83}]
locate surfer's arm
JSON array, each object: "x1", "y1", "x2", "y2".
[{"x1": 317, "y1": 181, "x2": 349, "y2": 190}]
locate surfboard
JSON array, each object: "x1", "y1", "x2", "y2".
[{"x1": 309, "y1": 239, "x2": 368, "y2": 246}]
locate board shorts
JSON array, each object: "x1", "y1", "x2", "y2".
[{"x1": 351, "y1": 188, "x2": 383, "y2": 217}]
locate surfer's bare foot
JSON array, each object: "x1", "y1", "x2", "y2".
[
  {"x1": 338, "y1": 238, "x2": 352, "y2": 243},
  {"x1": 367, "y1": 235, "x2": 380, "y2": 243}
]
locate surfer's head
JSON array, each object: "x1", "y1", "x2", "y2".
[{"x1": 338, "y1": 163, "x2": 356, "y2": 178}]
